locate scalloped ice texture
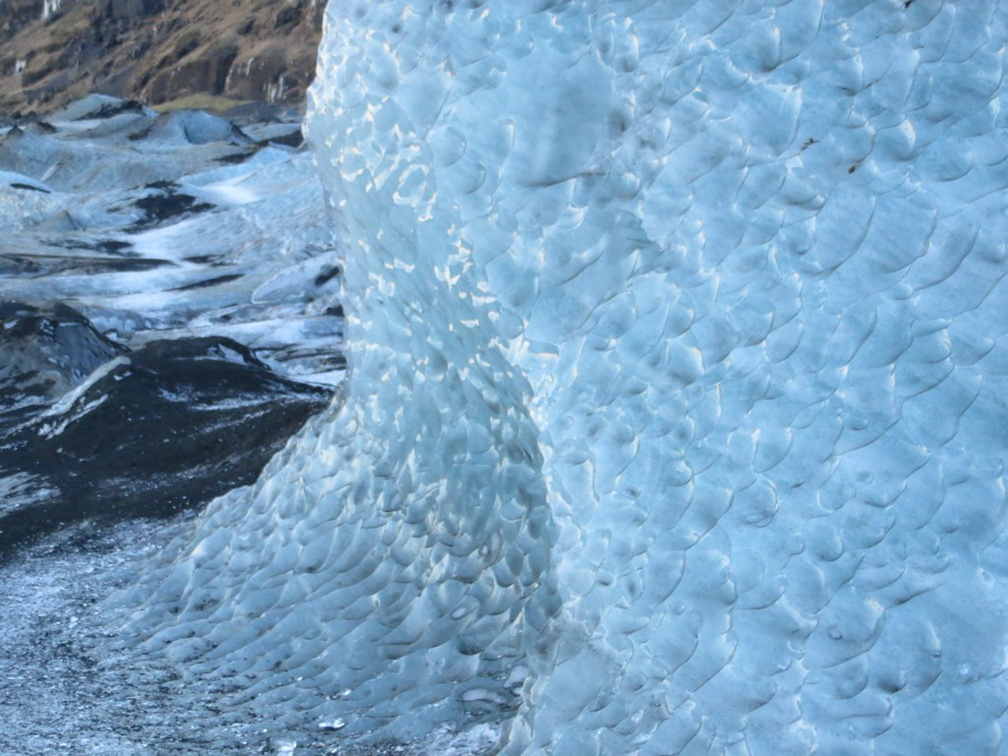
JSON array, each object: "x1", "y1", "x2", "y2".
[{"x1": 102, "y1": 0, "x2": 1008, "y2": 753}]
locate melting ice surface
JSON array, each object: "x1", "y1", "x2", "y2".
[{"x1": 89, "y1": 0, "x2": 1008, "y2": 753}]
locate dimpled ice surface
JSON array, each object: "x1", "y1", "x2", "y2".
[{"x1": 98, "y1": 1, "x2": 1008, "y2": 753}]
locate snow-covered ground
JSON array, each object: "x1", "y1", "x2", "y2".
[{"x1": 4, "y1": 2, "x2": 1008, "y2": 755}]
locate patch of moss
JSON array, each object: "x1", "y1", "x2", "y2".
[{"x1": 151, "y1": 92, "x2": 253, "y2": 114}]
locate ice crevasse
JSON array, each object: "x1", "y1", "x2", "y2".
[{"x1": 108, "y1": 0, "x2": 1008, "y2": 753}]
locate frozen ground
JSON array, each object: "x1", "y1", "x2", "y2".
[
  {"x1": 4, "y1": 1, "x2": 1008, "y2": 755},
  {"x1": 0, "y1": 95, "x2": 347, "y2": 753}
]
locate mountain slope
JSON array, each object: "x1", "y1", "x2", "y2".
[{"x1": 0, "y1": 0, "x2": 322, "y2": 115}]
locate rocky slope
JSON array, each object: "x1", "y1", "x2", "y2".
[{"x1": 0, "y1": 0, "x2": 322, "y2": 115}]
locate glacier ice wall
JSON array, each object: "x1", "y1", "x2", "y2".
[{"x1": 106, "y1": 0, "x2": 1008, "y2": 753}]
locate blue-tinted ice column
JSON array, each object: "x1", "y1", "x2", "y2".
[
  {"x1": 309, "y1": 1, "x2": 1008, "y2": 752},
  {"x1": 107, "y1": 3, "x2": 564, "y2": 749}
]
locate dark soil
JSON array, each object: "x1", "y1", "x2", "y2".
[{"x1": 0, "y1": 303, "x2": 334, "y2": 560}]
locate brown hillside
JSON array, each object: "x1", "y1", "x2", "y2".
[{"x1": 0, "y1": 0, "x2": 323, "y2": 116}]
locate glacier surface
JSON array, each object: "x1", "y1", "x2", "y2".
[{"x1": 66, "y1": 0, "x2": 1008, "y2": 753}]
